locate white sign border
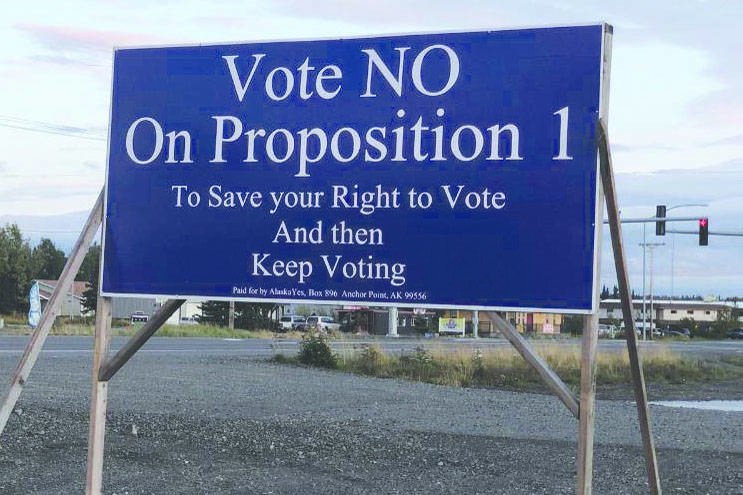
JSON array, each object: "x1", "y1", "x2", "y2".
[{"x1": 98, "y1": 23, "x2": 611, "y2": 316}]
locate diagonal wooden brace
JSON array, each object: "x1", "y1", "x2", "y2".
[
  {"x1": 98, "y1": 299, "x2": 185, "y2": 382},
  {"x1": 486, "y1": 311, "x2": 580, "y2": 418},
  {"x1": 0, "y1": 189, "x2": 104, "y2": 438}
]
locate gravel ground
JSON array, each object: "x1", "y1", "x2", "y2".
[{"x1": 1, "y1": 346, "x2": 742, "y2": 494}]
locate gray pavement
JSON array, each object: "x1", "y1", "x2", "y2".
[
  {"x1": 0, "y1": 335, "x2": 742, "y2": 493},
  {"x1": 2, "y1": 334, "x2": 743, "y2": 359}
]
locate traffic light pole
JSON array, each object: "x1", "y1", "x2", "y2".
[
  {"x1": 603, "y1": 216, "x2": 703, "y2": 224},
  {"x1": 666, "y1": 229, "x2": 743, "y2": 237},
  {"x1": 666, "y1": 204, "x2": 708, "y2": 299}
]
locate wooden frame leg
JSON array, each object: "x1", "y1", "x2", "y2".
[
  {"x1": 0, "y1": 189, "x2": 103, "y2": 438},
  {"x1": 577, "y1": 313, "x2": 599, "y2": 495},
  {"x1": 598, "y1": 121, "x2": 662, "y2": 494},
  {"x1": 86, "y1": 296, "x2": 112, "y2": 495}
]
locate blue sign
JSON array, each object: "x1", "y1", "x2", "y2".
[{"x1": 101, "y1": 24, "x2": 610, "y2": 312}]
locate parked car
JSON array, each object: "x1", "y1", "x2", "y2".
[
  {"x1": 727, "y1": 328, "x2": 743, "y2": 340},
  {"x1": 660, "y1": 325, "x2": 692, "y2": 338},
  {"x1": 619, "y1": 320, "x2": 647, "y2": 335},
  {"x1": 279, "y1": 315, "x2": 305, "y2": 331},
  {"x1": 131, "y1": 311, "x2": 149, "y2": 323},
  {"x1": 305, "y1": 315, "x2": 341, "y2": 333},
  {"x1": 598, "y1": 324, "x2": 618, "y2": 338}
]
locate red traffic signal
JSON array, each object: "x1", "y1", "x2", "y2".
[{"x1": 699, "y1": 218, "x2": 708, "y2": 246}]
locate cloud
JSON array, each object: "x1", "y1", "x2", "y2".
[
  {"x1": 81, "y1": 160, "x2": 100, "y2": 170},
  {"x1": 15, "y1": 24, "x2": 161, "y2": 54},
  {"x1": 703, "y1": 134, "x2": 743, "y2": 147},
  {"x1": 614, "y1": 159, "x2": 743, "y2": 209},
  {"x1": 268, "y1": 0, "x2": 515, "y2": 29},
  {"x1": 27, "y1": 54, "x2": 103, "y2": 68},
  {"x1": 0, "y1": 161, "x2": 6, "y2": 172},
  {"x1": 611, "y1": 143, "x2": 677, "y2": 153},
  {"x1": 0, "y1": 115, "x2": 105, "y2": 141}
]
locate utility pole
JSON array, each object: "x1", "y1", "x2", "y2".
[
  {"x1": 649, "y1": 247, "x2": 654, "y2": 338},
  {"x1": 642, "y1": 224, "x2": 646, "y2": 340},
  {"x1": 601, "y1": 211, "x2": 711, "y2": 339},
  {"x1": 639, "y1": 242, "x2": 664, "y2": 339}
]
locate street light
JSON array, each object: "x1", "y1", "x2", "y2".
[{"x1": 666, "y1": 203, "x2": 708, "y2": 298}]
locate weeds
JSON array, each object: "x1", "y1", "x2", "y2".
[
  {"x1": 297, "y1": 332, "x2": 337, "y2": 369},
  {"x1": 333, "y1": 344, "x2": 743, "y2": 391}
]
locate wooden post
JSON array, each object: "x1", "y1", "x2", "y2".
[
  {"x1": 0, "y1": 189, "x2": 104, "y2": 438},
  {"x1": 228, "y1": 301, "x2": 235, "y2": 330},
  {"x1": 387, "y1": 307, "x2": 398, "y2": 337},
  {"x1": 488, "y1": 312, "x2": 580, "y2": 418},
  {"x1": 576, "y1": 24, "x2": 612, "y2": 495},
  {"x1": 86, "y1": 296, "x2": 113, "y2": 495},
  {"x1": 598, "y1": 121, "x2": 662, "y2": 494},
  {"x1": 577, "y1": 312, "x2": 600, "y2": 495}
]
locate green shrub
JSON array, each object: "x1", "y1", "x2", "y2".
[{"x1": 298, "y1": 332, "x2": 338, "y2": 369}]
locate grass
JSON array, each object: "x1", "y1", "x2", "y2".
[
  {"x1": 719, "y1": 355, "x2": 743, "y2": 368},
  {"x1": 2, "y1": 321, "x2": 304, "y2": 339},
  {"x1": 0, "y1": 314, "x2": 28, "y2": 325},
  {"x1": 273, "y1": 343, "x2": 743, "y2": 392}
]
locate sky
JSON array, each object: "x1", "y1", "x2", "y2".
[{"x1": 0, "y1": 0, "x2": 741, "y2": 297}]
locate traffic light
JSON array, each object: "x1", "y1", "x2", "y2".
[
  {"x1": 699, "y1": 218, "x2": 709, "y2": 246},
  {"x1": 655, "y1": 205, "x2": 666, "y2": 235}
]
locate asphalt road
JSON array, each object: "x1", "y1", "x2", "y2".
[
  {"x1": 0, "y1": 335, "x2": 742, "y2": 494},
  {"x1": 2, "y1": 334, "x2": 743, "y2": 360}
]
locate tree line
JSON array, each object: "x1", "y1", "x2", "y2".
[
  {"x1": 0, "y1": 223, "x2": 100, "y2": 315},
  {"x1": 198, "y1": 301, "x2": 279, "y2": 330}
]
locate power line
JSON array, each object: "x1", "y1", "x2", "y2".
[
  {"x1": 0, "y1": 115, "x2": 106, "y2": 142},
  {"x1": 18, "y1": 229, "x2": 83, "y2": 234}
]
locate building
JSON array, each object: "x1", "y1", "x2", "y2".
[
  {"x1": 599, "y1": 299, "x2": 738, "y2": 325},
  {"x1": 33, "y1": 279, "x2": 160, "y2": 321},
  {"x1": 440, "y1": 309, "x2": 498, "y2": 335},
  {"x1": 112, "y1": 297, "x2": 159, "y2": 321},
  {"x1": 504, "y1": 312, "x2": 563, "y2": 334},
  {"x1": 35, "y1": 279, "x2": 87, "y2": 318}
]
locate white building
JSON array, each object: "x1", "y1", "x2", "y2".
[{"x1": 599, "y1": 299, "x2": 737, "y2": 324}]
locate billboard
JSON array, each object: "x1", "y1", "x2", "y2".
[
  {"x1": 438, "y1": 317, "x2": 466, "y2": 335},
  {"x1": 101, "y1": 24, "x2": 609, "y2": 312}
]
